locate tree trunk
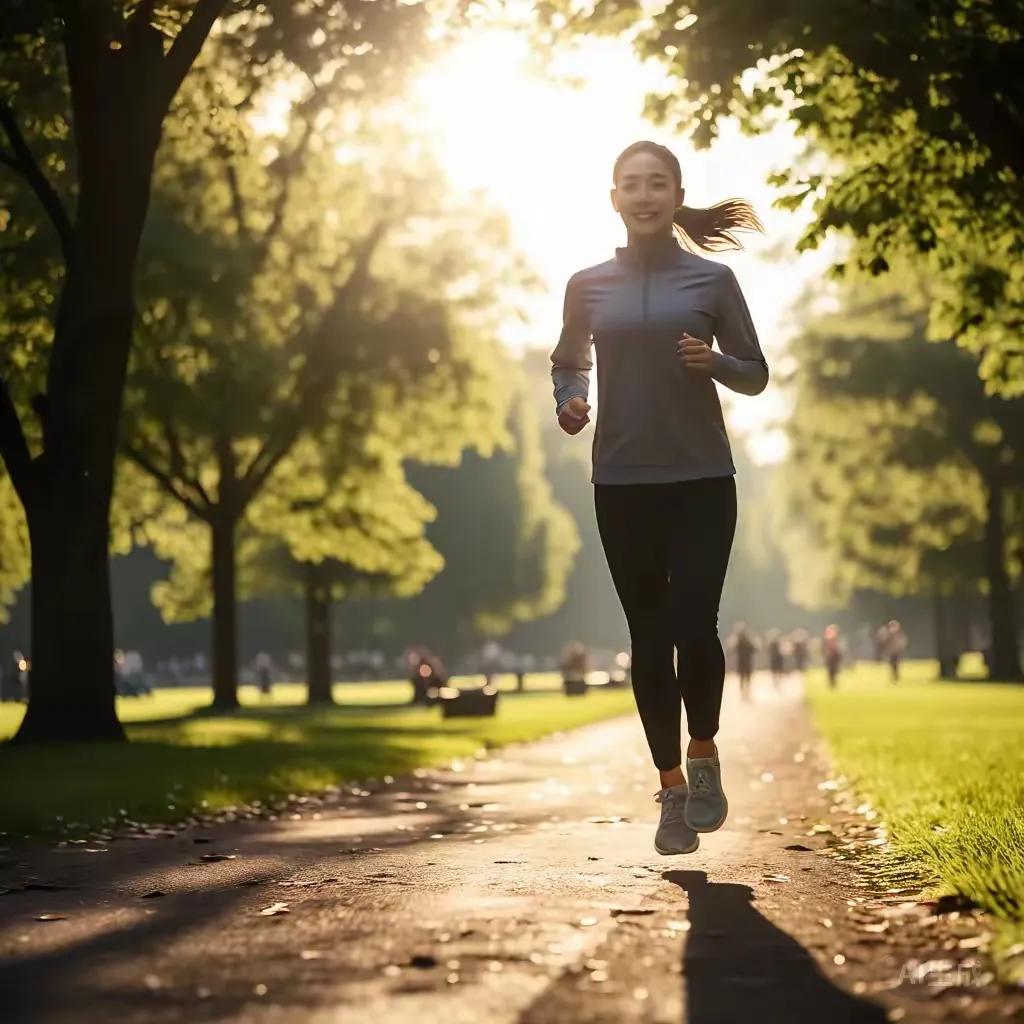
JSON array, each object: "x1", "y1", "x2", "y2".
[
  {"x1": 932, "y1": 590, "x2": 959, "y2": 680},
  {"x1": 3, "y1": 4, "x2": 226, "y2": 741},
  {"x1": 982, "y1": 476, "x2": 1023, "y2": 681},
  {"x1": 210, "y1": 515, "x2": 239, "y2": 709},
  {"x1": 14, "y1": 474, "x2": 124, "y2": 742},
  {"x1": 305, "y1": 564, "x2": 334, "y2": 705},
  {"x1": 11, "y1": 295, "x2": 137, "y2": 742}
]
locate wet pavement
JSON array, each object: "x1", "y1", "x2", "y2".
[{"x1": 1, "y1": 675, "x2": 1020, "y2": 1023}]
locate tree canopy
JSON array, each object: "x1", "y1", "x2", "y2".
[
  {"x1": 551, "y1": 0, "x2": 1024, "y2": 393},
  {"x1": 778, "y1": 268, "x2": 1023, "y2": 676}
]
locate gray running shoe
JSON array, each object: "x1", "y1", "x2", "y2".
[
  {"x1": 654, "y1": 783, "x2": 700, "y2": 855},
  {"x1": 684, "y1": 750, "x2": 728, "y2": 832}
]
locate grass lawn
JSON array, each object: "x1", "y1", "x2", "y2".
[
  {"x1": 0, "y1": 674, "x2": 635, "y2": 839},
  {"x1": 805, "y1": 659, "x2": 1024, "y2": 974}
]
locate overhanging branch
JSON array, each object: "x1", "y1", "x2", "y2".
[
  {"x1": 238, "y1": 220, "x2": 392, "y2": 499},
  {"x1": 160, "y1": 414, "x2": 213, "y2": 509},
  {"x1": 160, "y1": 0, "x2": 230, "y2": 105},
  {"x1": 0, "y1": 101, "x2": 74, "y2": 260},
  {"x1": 124, "y1": 441, "x2": 209, "y2": 521},
  {"x1": 0, "y1": 374, "x2": 33, "y2": 507}
]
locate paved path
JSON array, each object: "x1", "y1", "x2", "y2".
[{"x1": 1, "y1": 676, "x2": 1019, "y2": 1023}]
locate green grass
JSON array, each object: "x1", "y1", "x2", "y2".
[
  {"x1": 806, "y1": 659, "x2": 1024, "y2": 975},
  {"x1": 0, "y1": 675, "x2": 634, "y2": 839}
]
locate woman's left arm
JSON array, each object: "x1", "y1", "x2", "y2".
[{"x1": 710, "y1": 265, "x2": 769, "y2": 396}]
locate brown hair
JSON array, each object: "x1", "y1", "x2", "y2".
[{"x1": 613, "y1": 141, "x2": 764, "y2": 253}]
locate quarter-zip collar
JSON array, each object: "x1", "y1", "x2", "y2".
[{"x1": 615, "y1": 232, "x2": 683, "y2": 270}]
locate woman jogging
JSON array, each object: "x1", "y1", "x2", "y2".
[{"x1": 550, "y1": 141, "x2": 768, "y2": 856}]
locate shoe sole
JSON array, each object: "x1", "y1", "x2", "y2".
[
  {"x1": 654, "y1": 835, "x2": 700, "y2": 855},
  {"x1": 684, "y1": 795, "x2": 729, "y2": 834}
]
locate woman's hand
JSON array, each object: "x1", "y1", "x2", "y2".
[
  {"x1": 677, "y1": 333, "x2": 714, "y2": 373},
  {"x1": 557, "y1": 396, "x2": 591, "y2": 435}
]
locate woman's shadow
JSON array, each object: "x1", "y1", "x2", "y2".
[{"x1": 666, "y1": 870, "x2": 887, "y2": 1024}]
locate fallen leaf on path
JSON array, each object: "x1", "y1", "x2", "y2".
[
  {"x1": 763, "y1": 873, "x2": 790, "y2": 883},
  {"x1": 578, "y1": 916, "x2": 599, "y2": 927},
  {"x1": 611, "y1": 908, "x2": 656, "y2": 917},
  {"x1": 141, "y1": 891, "x2": 165, "y2": 899},
  {"x1": 34, "y1": 914, "x2": 66, "y2": 921},
  {"x1": 784, "y1": 844, "x2": 813, "y2": 851},
  {"x1": 200, "y1": 853, "x2": 237, "y2": 863},
  {"x1": 259, "y1": 902, "x2": 290, "y2": 916},
  {"x1": 586, "y1": 816, "x2": 630, "y2": 824}
]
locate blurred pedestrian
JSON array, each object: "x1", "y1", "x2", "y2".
[
  {"x1": 822, "y1": 625, "x2": 843, "y2": 689},
  {"x1": 407, "y1": 646, "x2": 445, "y2": 705},
  {"x1": 727, "y1": 623, "x2": 758, "y2": 701},
  {"x1": 559, "y1": 642, "x2": 589, "y2": 685},
  {"x1": 882, "y1": 619, "x2": 908, "y2": 683},
  {"x1": 765, "y1": 628, "x2": 787, "y2": 689},
  {"x1": 255, "y1": 652, "x2": 273, "y2": 697},
  {"x1": 789, "y1": 629, "x2": 810, "y2": 673}
]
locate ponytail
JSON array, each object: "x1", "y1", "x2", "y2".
[
  {"x1": 612, "y1": 141, "x2": 764, "y2": 253},
  {"x1": 673, "y1": 199, "x2": 764, "y2": 253}
]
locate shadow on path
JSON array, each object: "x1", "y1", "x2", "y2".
[{"x1": 666, "y1": 870, "x2": 886, "y2": 1024}]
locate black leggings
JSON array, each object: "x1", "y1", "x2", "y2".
[{"x1": 595, "y1": 476, "x2": 737, "y2": 771}]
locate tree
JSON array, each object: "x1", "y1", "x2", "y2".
[
  {"x1": 551, "y1": 0, "x2": 1024, "y2": 394},
  {"x1": 121, "y1": 53, "x2": 522, "y2": 707},
  {"x1": 332, "y1": 368, "x2": 580, "y2": 660},
  {"x1": 249, "y1": 439, "x2": 448, "y2": 705},
  {"x1": 0, "y1": 0, "x2": 462, "y2": 738},
  {"x1": 0, "y1": 1, "x2": 238, "y2": 741},
  {"x1": 778, "y1": 272, "x2": 1024, "y2": 678}
]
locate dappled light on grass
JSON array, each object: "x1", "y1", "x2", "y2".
[
  {"x1": 0, "y1": 682, "x2": 635, "y2": 837},
  {"x1": 806, "y1": 660, "x2": 1024, "y2": 974}
]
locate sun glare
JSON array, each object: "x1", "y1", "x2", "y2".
[{"x1": 407, "y1": 29, "x2": 837, "y2": 464}]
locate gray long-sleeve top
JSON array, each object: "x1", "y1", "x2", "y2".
[{"x1": 550, "y1": 234, "x2": 768, "y2": 485}]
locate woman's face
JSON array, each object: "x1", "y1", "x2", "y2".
[{"x1": 611, "y1": 151, "x2": 683, "y2": 238}]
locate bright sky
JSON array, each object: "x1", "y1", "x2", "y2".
[{"x1": 409, "y1": 29, "x2": 837, "y2": 464}]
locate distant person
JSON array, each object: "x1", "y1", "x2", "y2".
[
  {"x1": 255, "y1": 652, "x2": 273, "y2": 696},
  {"x1": 407, "y1": 646, "x2": 445, "y2": 705},
  {"x1": 551, "y1": 140, "x2": 767, "y2": 856},
  {"x1": 883, "y1": 620, "x2": 908, "y2": 683},
  {"x1": 727, "y1": 623, "x2": 758, "y2": 701},
  {"x1": 765, "y1": 628, "x2": 787, "y2": 689},
  {"x1": 789, "y1": 629, "x2": 810, "y2": 673},
  {"x1": 559, "y1": 642, "x2": 589, "y2": 685},
  {"x1": 822, "y1": 625, "x2": 843, "y2": 689}
]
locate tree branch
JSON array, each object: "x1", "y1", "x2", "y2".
[
  {"x1": 238, "y1": 220, "x2": 392, "y2": 499},
  {"x1": 160, "y1": 414, "x2": 213, "y2": 509},
  {"x1": 0, "y1": 374, "x2": 34, "y2": 507},
  {"x1": 123, "y1": 441, "x2": 209, "y2": 521},
  {"x1": 0, "y1": 100, "x2": 74, "y2": 260},
  {"x1": 161, "y1": 0, "x2": 230, "y2": 104},
  {"x1": 223, "y1": 160, "x2": 251, "y2": 245}
]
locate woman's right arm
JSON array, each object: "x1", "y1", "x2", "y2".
[{"x1": 550, "y1": 272, "x2": 593, "y2": 415}]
